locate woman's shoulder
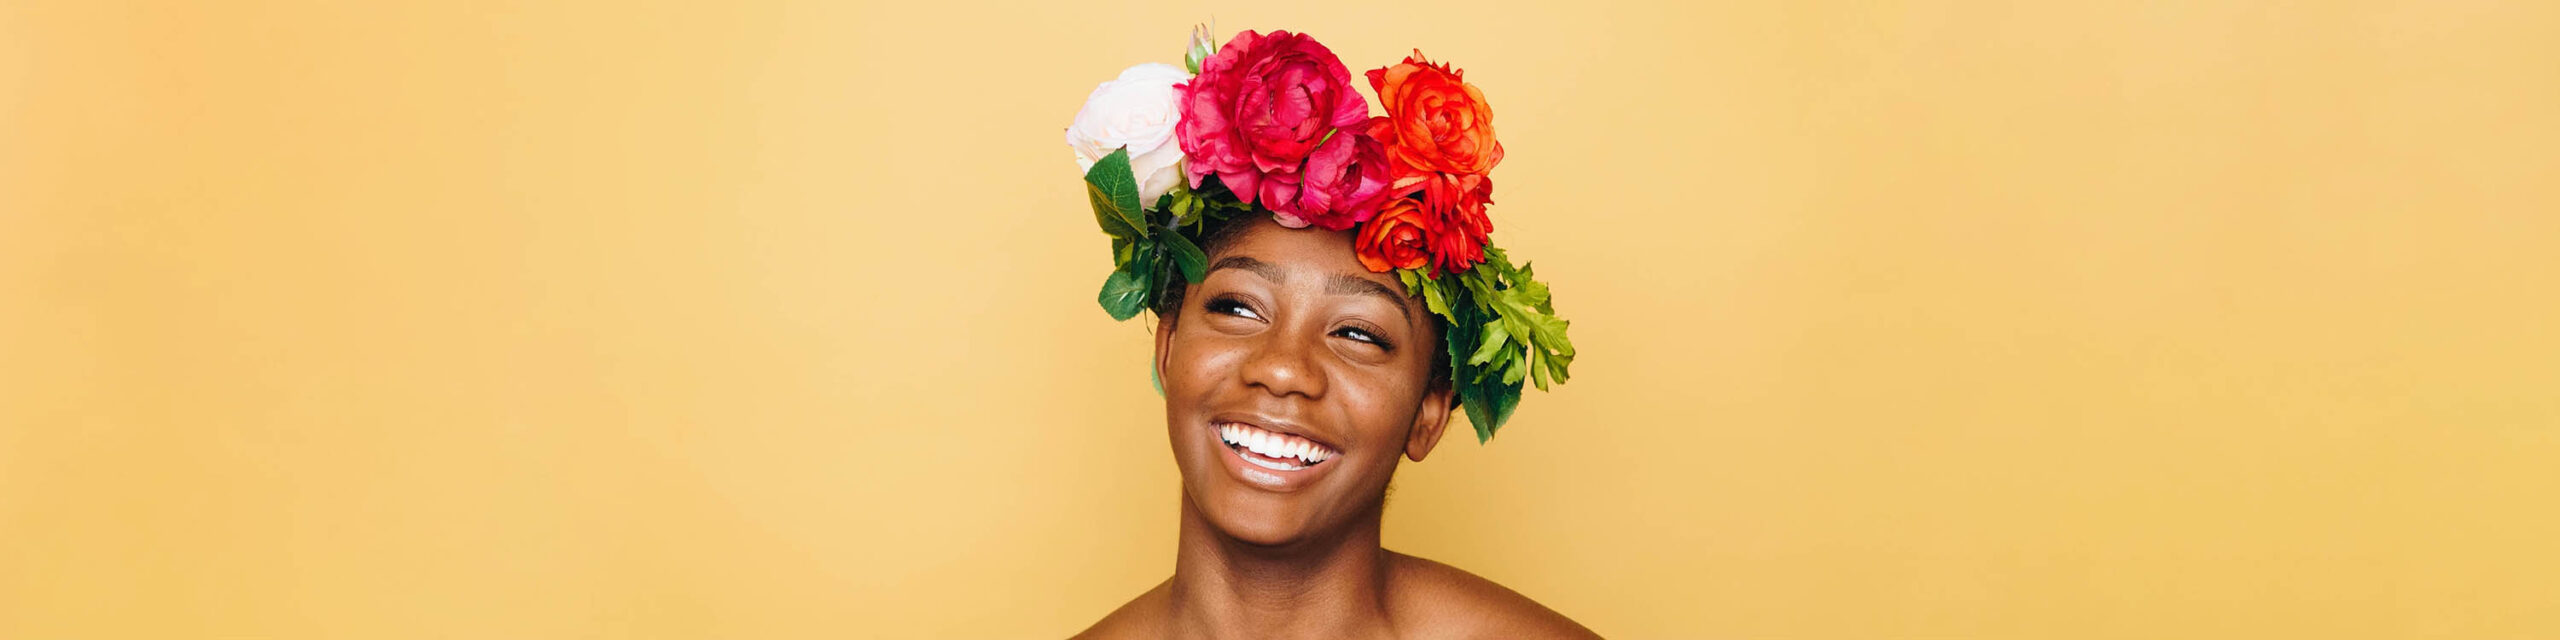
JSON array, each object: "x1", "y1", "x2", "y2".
[{"x1": 1385, "y1": 551, "x2": 1601, "y2": 639}]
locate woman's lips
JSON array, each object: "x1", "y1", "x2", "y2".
[
  {"x1": 1213, "y1": 421, "x2": 1339, "y2": 487},
  {"x1": 1217, "y1": 422, "x2": 1338, "y2": 466}
]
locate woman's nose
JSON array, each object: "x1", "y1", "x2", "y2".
[{"x1": 1239, "y1": 329, "x2": 1327, "y2": 399}]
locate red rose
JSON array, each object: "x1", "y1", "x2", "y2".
[
  {"x1": 1420, "y1": 173, "x2": 1493, "y2": 273},
  {"x1": 1366, "y1": 51, "x2": 1504, "y2": 192},
  {"x1": 1176, "y1": 30, "x2": 1374, "y2": 227},
  {"x1": 1355, "y1": 197, "x2": 1434, "y2": 273}
]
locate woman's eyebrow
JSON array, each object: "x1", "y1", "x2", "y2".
[
  {"x1": 1208, "y1": 255, "x2": 1284, "y2": 283},
  {"x1": 1327, "y1": 274, "x2": 1414, "y2": 325}
]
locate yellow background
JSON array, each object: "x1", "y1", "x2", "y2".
[{"x1": 5, "y1": 1, "x2": 2555, "y2": 637}]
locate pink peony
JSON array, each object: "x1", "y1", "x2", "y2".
[
  {"x1": 1287, "y1": 130, "x2": 1394, "y2": 230},
  {"x1": 1175, "y1": 30, "x2": 1377, "y2": 228}
]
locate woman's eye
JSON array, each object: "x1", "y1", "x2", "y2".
[
  {"x1": 1206, "y1": 298, "x2": 1263, "y2": 321},
  {"x1": 1333, "y1": 327, "x2": 1394, "y2": 350}
]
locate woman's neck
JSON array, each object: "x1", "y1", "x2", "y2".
[{"x1": 1165, "y1": 496, "x2": 1395, "y2": 639}]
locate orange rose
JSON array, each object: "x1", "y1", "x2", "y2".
[
  {"x1": 1354, "y1": 198, "x2": 1434, "y2": 273},
  {"x1": 1368, "y1": 52, "x2": 1503, "y2": 273},
  {"x1": 1366, "y1": 51, "x2": 1504, "y2": 192}
]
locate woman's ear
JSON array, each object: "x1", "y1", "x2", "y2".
[
  {"x1": 1403, "y1": 381, "x2": 1456, "y2": 462},
  {"x1": 1152, "y1": 309, "x2": 1177, "y2": 386}
]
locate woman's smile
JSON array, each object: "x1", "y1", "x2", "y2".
[{"x1": 1211, "y1": 417, "x2": 1343, "y2": 489}]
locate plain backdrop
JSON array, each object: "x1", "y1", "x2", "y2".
[{"x1": 4, "y1": 1, "x2": 2556, "y2": 637}]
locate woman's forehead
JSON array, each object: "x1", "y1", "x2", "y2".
[{"x1": 1213, "y1": 218, "x2": 1409, "y2": 296}]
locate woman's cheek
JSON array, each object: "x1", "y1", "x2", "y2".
[{"x1": 1168, "y1": 331, "x2": 1239, "y2": 395}]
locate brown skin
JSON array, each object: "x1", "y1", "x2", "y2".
[{"x1": 1074, "y1": 216, "x2": 1597, "y2": 639}]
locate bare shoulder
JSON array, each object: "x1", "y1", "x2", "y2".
[
  {"x1": 1067, "y1": 578, "x2": 1171, "y2": 640},
  {"x1": 1385, "y1": 551, "x2": 1601, "y2": 639}
]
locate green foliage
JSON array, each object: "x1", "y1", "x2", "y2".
[
  {"x1": 1097, "y1": 262, "x2": 1151, "y2": 321},
  {"x1": 1397, "y1": 247, "x2": 1575, "y2": 442},
  {"x1": 1441, "y1": 290, "x2": 1524, "y2": 442},
  {"x1": 1164, "y1": 180, "x2": 1204, "y2": 228},
  {"x1": 1087, "y1": 147, "x2": 1240, "y2": 320},
  {"x1": 1460, "y1": 248, "x2": 1575, "y2": 391},
  {"x1": 1160, "y1": 227, "x2": 1208, "y2": 284},
  {"x1": 1085, "y1": 148, "x2": 1148, "y2": 242}
]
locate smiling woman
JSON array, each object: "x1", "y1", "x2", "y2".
[
  {"x1": 1076, "y1": 214, "x2": 1596, "y2": 639},
  {"x1": 1062, "y1": 25, "x2": 1594, "y2": 639}
]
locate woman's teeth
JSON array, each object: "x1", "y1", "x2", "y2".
[{"x1": 1217, "y1": 422, "x2": 1337, "y2": 468}]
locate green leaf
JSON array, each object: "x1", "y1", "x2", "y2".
[
  {"x1": 1406, "y1": 269, "x2": 1453, "y2": 319},
  {"x1": 1089, "y1": 185, "x2": 1141, "y2": 240},
  {"x1": 1481, "y1": 246, "x2": 1514, "y2": 273},
  {"x1": 1458, "y1": 266, "x2": 1502, "y2": 313},
  {"x1": 1097, "y1": 263, "x2": 1151, "y2": 321},
  {"x1": 1527, "y1": 341, "x2": 1552, "y2": 390},
  {"x1": 1519, "y1": 310, "x2": 1573, "y2": 357},
  {"x1": 1444, "y1": 297, "x2": 1524, "y2": 442},
  {"x1": 1458, "y1": 377, "x2": 1524, "y2": 443},
  {"x1": 1084, "y1": 147, "x2": 1148, "y2": 240},
  {"x1": 1514, "y1": 263, "x2": 1553, "y2": 312},
  {"x1": 1498, "y1": 312, "x2": 1535, "y2": 353},
  {"x1": 1173, "y1": 194, "x2": 1199, "y2": 227},
  {"x1": 1166, "y1": 182, "x2": 1203, "y2": 227},
  {"x1": 1159, "y1": 228, "x2": 1209, "y2": 283},
  {"x1": 1467, "y1": 320, "x2": 1509, "y2": 366}
]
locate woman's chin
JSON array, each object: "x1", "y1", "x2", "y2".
[{"x1": 1193, "y1": 491, "x2": 1323, "y2": 548}]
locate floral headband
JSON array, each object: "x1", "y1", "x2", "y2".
[{"x1": 1065, "y1": 26, "x2": 1574, "y2": 442}]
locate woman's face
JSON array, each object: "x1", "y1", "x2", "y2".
[{"x1": 1154, "y1": 215, "x2": 1454, "y2": 547}]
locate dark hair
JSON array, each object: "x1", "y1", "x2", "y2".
[{"x1": 1150, "y1": 211, "x2": 1455, "y2": 397}]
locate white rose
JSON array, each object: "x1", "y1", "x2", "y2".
[{"x1": 1066, "y1": 63, "x2": 1191, "y2": 211}]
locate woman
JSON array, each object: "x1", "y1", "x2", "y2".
[{"x1": 1065, "y1": 27, "x2": 1594, "y2": 638}]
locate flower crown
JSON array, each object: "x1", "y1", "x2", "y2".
[{"x1": 1066, "y1": 26, "x2": 1574, "y2": 442}]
